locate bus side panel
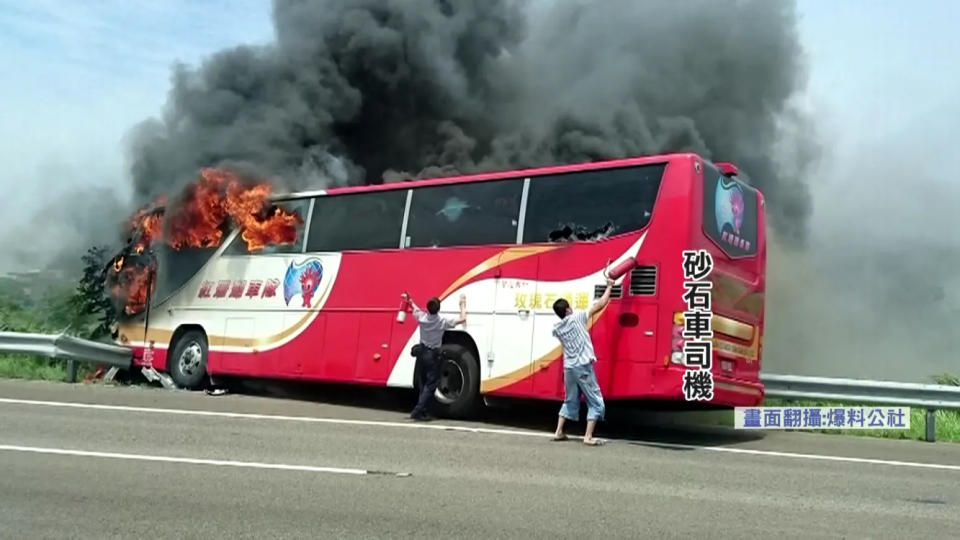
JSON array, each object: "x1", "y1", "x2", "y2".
[
  {"x1": 337, "y1": 247, "x2": 505, "y2": 389},
  {"x1": 144, "y1": 252, "x2": 343, "y2": 381},
  {"x1": 280, "y1": 312, "x2": 311, "y2": 376},
  {"x1": 605, "y1": 157, "x2": 694, "y2": 399},
  {"x1": 484, "y1": 233, "x2": 647, "y2": 399},
  {"x1": 484, "y1": 250, "x2": 540, "y2": 398},
  {"x1": 220, "y1": 317, "x2": 255, "y2": 373},
  {"x1": 354, "y1": 313, "x2": 395, "y2": 383},
  {"x1": 317, "y1": 312, "x2": 361, "y2": 381}
]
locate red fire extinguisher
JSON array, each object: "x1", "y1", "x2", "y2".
[
  {"x1": 397, "y1": 293, "x2": 411, "y2": 323},
  {"x1": 604, "y1": 257, "x2": 639, "y2": 280}
]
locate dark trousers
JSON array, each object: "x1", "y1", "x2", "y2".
[{"x1": 411, "y1": 346, "x2": 441, "y2": 418}]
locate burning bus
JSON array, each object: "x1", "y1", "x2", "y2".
[{"x1": 113, "y1": 153, "x2": 767, "y2": 417}]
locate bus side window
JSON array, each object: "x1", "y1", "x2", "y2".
[
  {"x1": 406, "y1": 178, "x2": 523, "y2": 248},
  {"x1": 224, "y1": 199, "x2": 310, "y2": 255},
  {"x1": 523, "y1": 164, "x2": 665, "y2": 244},
  {"x1": 306, "y1": 190, "x2": 407, "y2": 252}
]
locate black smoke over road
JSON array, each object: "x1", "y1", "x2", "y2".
[
  {"x1": 763, "y1": 112, "x2": 960, "y2": 383},
  {"x1": 127, "y1": 0, "x2": 817, "y2": 245}
]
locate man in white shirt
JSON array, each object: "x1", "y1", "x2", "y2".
[
  {"x1": 402, "y1": 293, "x2": 467, "y2": 421},
  {"x1": 551, "y1": 279, "x2": 614, "y2": 445}
]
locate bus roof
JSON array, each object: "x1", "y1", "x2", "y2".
[{"x1": 271, "y1": 152, "x2": 711, "y2": 201}]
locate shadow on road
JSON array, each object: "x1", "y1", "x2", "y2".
[{"x1": 221, "y1": 376, "x2": 763, "y2": 449}]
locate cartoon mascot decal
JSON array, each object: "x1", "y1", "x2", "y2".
[
  {"x1": 715, "y1": 177, "x2": 745, "y2": 236},
  {"x1": 283, "y1": 258, "x2": 324, "y2": 308}
]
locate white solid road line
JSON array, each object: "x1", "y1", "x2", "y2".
[
  {"x1": 0, "y1": 397, "x2": 546, "y2": 438},
  {"x1": 0, "y1": 444, "x2": 410, "y2": 477},
  {"x1": 2, "y1": 396, "x2": 959, "y2": 473},
  {"x1": 639, "y1": 441, "x2": 960, "y2": 471}
]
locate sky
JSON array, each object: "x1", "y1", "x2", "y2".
[
  {"x1": 799, "y1": 1, "x2": 957, "y2": 144},
  {"x1": 794, "y1": 0, "x2": 960, "y2": 247},
  {"x1": 0, "y1": 0, "x2": 955, "y2": 235},
  {"x1": 0, "y1": 0, "x2": 274, "y2": 213},
  {"x1": 0, "y1": 0, "x2": 958, "y2": 380},
  {"x1": 1, "y1": 0, "x2": 955, "y2": 233}
]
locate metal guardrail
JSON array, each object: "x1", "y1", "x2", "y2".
[
  {"x1": 761, "y1": 374, "x2": 960, "y2": 410},
  {"x1": 760, "y1": 373, "x2": 960, "y2": 442},
  {"x1": 0, "y1": 332, "x2": 133, "y2": 382},
  {"x1": 1, "y1": 335, "x2": 955, "y2": 442},
  {"x1": 0, "y1": 332, "x2": 57, "y2": 358}
]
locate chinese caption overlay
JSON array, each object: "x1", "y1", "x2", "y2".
[
  {"x1": 734, "y1": 406, "x2": 911, "y2": 430},
  {"x1": 681, "y1": 249, "x2": 714, "y2": 401}
]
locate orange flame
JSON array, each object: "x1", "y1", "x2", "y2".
[
  {"x1": 164, "y1": 167, "x2": 302, "y2": 251},
  {"x1": 123, "y1": 265, "x2": 155, "y2": 315},
  {"x1": 109, "y1": 167, "x2": 304, "y2": 316},
  {"x1": 126, "y1": 196, "x2": 166, "y2": 255},
  {"x1": 239, "y1": 206, "x2": 303, "y2": 252},
  {"x1": 107, "y1": 262, "x2": 156, "y2": 315},
  {"x1": 136, "y1": 213, "x2": 163, "y2": 254},
  {"x1": 223, "y1": 179, "x2": 303, "y2": 252},
  {"x1": 165, "y1": 169, "x2": 230, "y2": 250}
]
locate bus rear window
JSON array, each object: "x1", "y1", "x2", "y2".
[
  {"x1": 522, "y1": 164, "x2": 666, "y2": 243},
  {"x1": 701, "y1": 162, "x2": 758, "y2": 257}
]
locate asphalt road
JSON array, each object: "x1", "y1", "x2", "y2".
[{"x1": 0, "y1": 378, "x2": 958, "y2": 539}]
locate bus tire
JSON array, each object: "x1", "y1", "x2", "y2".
[
  {"x1": 434, "y1": 344, "x2": 480, "y2": 418},
  {"x1": 167, "y1": 330, "x2": 208, "y2": 390}
]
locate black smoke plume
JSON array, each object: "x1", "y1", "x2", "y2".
[{"x1": 126, "y1": 0, "x2": 817, "y2": 245}]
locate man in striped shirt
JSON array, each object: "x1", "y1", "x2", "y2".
[{"x1": 551, "y1": 278, "x2": 614, "y2": 446}]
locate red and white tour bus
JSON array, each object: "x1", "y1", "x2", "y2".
[{"x1": 116, "y1": 152, "x2": 767, "y2": 416}]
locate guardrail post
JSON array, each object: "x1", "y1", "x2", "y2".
[
  {"x1": 925, "y1": 409, "x2": 936, "y2": 442},
  {"x1": 65, "y1": 359, "x2": 77, "y2": 384}
]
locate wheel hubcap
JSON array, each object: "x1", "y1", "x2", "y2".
[
  {"x1": 435, "y1": 359, "x2": 465, "y2": 404},
  {"x1": 178, "y1": 341, "x2": 203, "y2": 376}
]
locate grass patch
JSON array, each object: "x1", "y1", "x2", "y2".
[
  {"x1": 0, "y1": 354, "x2": 96, "y2": 382},
  {"x1": 933, "y1": 373, "x2": 960, "y2": 386},
  {"x1": 0, "y1": 355, "x2": 68, "y2": 381}
]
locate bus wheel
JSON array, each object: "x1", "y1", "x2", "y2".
[
  {"x1": 434, "y1": 344, "x2": 480, "y2": 418},
  {"x1": 168, "y1": 330, "x2": 208, "y2": 390}
]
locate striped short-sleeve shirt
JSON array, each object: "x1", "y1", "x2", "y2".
[{"x1": 552, "y1": 310, "x2": 596, "y2": 369}]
